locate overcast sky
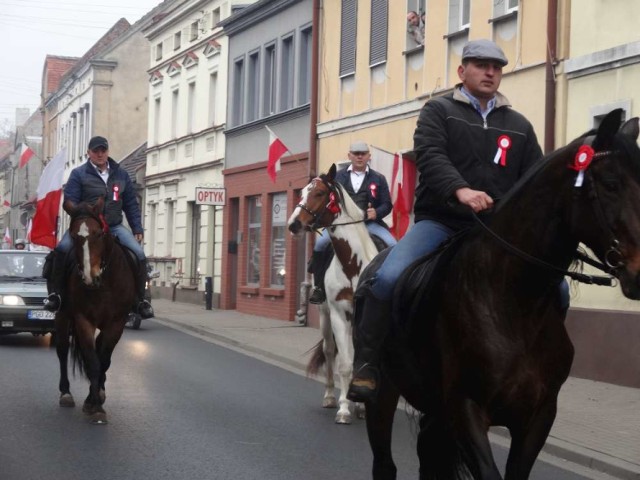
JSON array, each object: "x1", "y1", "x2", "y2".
[{"x1": 0, "y1": 0, "x2": 165, "y2": 130}]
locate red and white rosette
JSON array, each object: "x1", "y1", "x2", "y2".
[
  {"x1": 493, "y1": 135, "x2": 512, "y2": 167},
  {"x1": 369, "y1": 183, "x2": 377, "y2": 199},
  {"x1": 112, "y1": 184, "x2": 120, "y2": 201},
  {"x1": 569, "y1": 145, "x2": 594, "y2": 187}
]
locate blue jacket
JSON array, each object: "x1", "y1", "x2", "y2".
[
  {"x1": 64, "y1": 158, "x2": 143, "y2": 234},
  {"x1": 335, "y1": 166, "x2": 393, "y2": 227}
]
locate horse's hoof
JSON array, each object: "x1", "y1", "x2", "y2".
[
  {"x1": 322, "y1": 397, "x2": 338, "y2": 408},
  {"x1": 59, "y1": 393, "x2": 75, "y2": 408},
  {"x1": 355, "y1": 403, "x2": 366, "y2": 419},
  {"x1": 90, "y1": 412, "x2": 108, "y2": 425},
  {"x1": 335, "y1": 412, "x2": 352, "y2": 424}
]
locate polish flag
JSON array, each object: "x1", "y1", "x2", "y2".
[
  {"x1": 3, "y1": 227, "x2": 11, "y2": 246},
  {"x1": 31, "y1": 148, "x2": 66, "y2": 249},
  {"x1": 19, "y1": 144, "x2": 35, "y2": 169},
  {"x1": 2, "y1": 197, "x2": 9, "y2": 207},
  {"x1": 390, "y1": 152, "x2": 417, "y2": 240},
  {"x1": 265, "y1": 126, "x2": 289, "y2": 183}
]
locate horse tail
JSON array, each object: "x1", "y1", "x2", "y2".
[
  {"x1": 305, "y1": 340, "x2": 327, "y2": 376},
  {"x1": 69, "y1": 325, "x2": 86, "y2": 377}
]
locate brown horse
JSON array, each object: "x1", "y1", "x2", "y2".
[
  {"x1": 55, "y1": 197, "x2": 136, "y2": 424},
  {"x1": 357, "y1": 109, "x2": 640, "y2": 478}
]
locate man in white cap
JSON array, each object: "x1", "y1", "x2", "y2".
[
  {"x1": 307, "y1": 141, "x2": 397, "y2": 304},
  {"x1": 347, "y1": 39, "x2": 558, "y2": 402}
]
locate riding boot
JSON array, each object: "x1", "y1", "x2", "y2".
[
  {"x1": 136, "y1": 260, "x2": 154, "y2": 319},
  {"x1": 308, "y1": 250, "x2": 329, "y2": 304},
  {"x1": 347, "y1": 292, "x2": 392, "y2": 402},
  {"x1": 43, "y1": 251, "x2": 64, "y2": 312}
]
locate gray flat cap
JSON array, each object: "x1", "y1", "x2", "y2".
[
  {"x1": 349, "y1": 141, "x2": 370, "y2": 153},
  {"x1": 462, "y1": 39, "x2": 508, "y2": 66}
]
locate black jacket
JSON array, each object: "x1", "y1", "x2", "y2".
[
  {"x1": 335, "y1": 166, "x2": 393, "y2": 226},
  {"x1": 413, "y1": 87, "x2": 543, "y2": 231}
]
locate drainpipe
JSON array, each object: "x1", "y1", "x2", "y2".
[
  {"x1": 308, "y1": 0, "x2": 320, "y2": 178},
  {"x1": 544, "y1": 0, "x2": 558, "y2": 154}
]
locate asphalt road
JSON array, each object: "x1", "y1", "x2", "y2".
[{"x1": 0, "y1": 321, "x2": 619, "y2": 480}]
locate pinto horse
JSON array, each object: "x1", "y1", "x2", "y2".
[
  {"x1": 288, "y1": 164, "x2": 381, "y2": 424},
  {"x1": 55, "y1": 197, "x2": 136, "y2": 424},
  {"x1": 358, "y1": 109, "x2": 640, "y2": 479}
]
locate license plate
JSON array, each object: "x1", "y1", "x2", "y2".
[
  {"x1": 1, "y1": 320, "x2": 13, "y2": 327},
  {"x1": 27, "y1": 310, "x2": 55, "y2": 320}
]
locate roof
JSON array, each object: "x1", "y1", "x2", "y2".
[
  {"x1": 42, "y1": 56, "x2": 79, "y2": 98},
  {"x1": 119, "y1": 142, "x2": 147, "y2": 183}
]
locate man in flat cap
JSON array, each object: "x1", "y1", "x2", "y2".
[
  {"x1": 43, "y1": 135, "x2": 154, "y2": 319},
  {"x1": 347, "y1": 39, "x2": 556, "y2": 402},
  {"x1": 307, "y1": 140, "x2": 397, "y2": 304}
]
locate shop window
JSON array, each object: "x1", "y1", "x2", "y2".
[{"x1": 247, "y1": 196, "x2": 262, "y2": 285}]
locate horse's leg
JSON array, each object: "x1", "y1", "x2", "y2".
[
  {"x1": 453, "y1": 398, "x2": 502, "y2": 479},
  {"x1": 329, "y1": 303, "x2": 354, "y2": 424},
  {"x1": 366, "y1": 374, "x2": 400, "y2": 480},
  {"x1": 318, "y1": 304, "x2": 337, "y2": 408},
  {"x1": 74, "y1": 318, "x2": 107, "y2": 424},
  {"x1": 95, "y1": 322, "x2": 126, "y2": 405},
  {"x1": 504, "y1": 399, "x2": 558, "y2": 479},
  {"x1": 55, "y1": 314, "x2": 75, "y2": 407}
]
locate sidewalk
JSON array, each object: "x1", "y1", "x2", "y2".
[{"x1": 150, "y1": 298, "x2": 640, "y2": 479}]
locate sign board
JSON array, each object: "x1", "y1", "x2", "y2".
[{"x1": 195, "y1": 187, "x2": 226, "y2": 206}]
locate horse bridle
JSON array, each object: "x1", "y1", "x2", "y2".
[
  {"x1": 471, "y1": 143, "x2": 624, "y2": 286},
  {"x1": 295, "y1": 177, "x2": 366, "y2": 231},
  {"x1": 70, "y1": 213, "x2": 113, "y2": 282}
]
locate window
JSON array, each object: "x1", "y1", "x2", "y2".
[
  {"x1": 340, "y1": 0, "x2": 357, "y2": 76},
  {"x1": 187, "y1": 82, "x2": 196, "y2": 133},
  {"x1": 208, "y1": 72, "x2": 217, "y2": 125},
  {"x1": 151, "y1": 153, "x2": 158, "y2": 166},
  {"x1": 153, "y1": 97, "x2": 161, "y2": 144},
  {"x1": 263, "y1": 43, "x2": 277, "y2": 115},
  {"x1": 171, "y1": 89, "x2": 179, "y2": 137},
  {"x1": 232, "y1": 58, "x2": 245, "y2": 126},
  {"x1": 148, "y1": 203, "x2": 157, "y2": 256},
  {"x1": 190, "y1": 21, "x2": 199, "y2": 41},
  {"x1": 270, "y1": 193, "x2": 287, "y2": 287},
  {"x1": 247, "y1": 50, "x2": 260, "y2": 121},
  {"x1": 298, "y1": 27, "x2": 312, "y2": 104},
  {"x1": 169, "y1": 147, "x2": 176, "y2": 162},
  {"x1": 185, "y1": 142, "x2": 193, "y2": 157},
  {"x1": 247, "y1": 196, "x2": 261, "y2": 285},
  {"x1": 406, "y1": 0, "x2": 426, "y2": 48},
  {"x1": 174, "y1": 31, "x2": 181, "y2": 50},
  {"x1": 206, "y1": 136, "x2": 215, "y2": 152},
  {"x1": 280, "y1": 35, "x2": 294, "y2": 111},
  {"x1": 449, "y1": 0, "x2": 470, "y2": 32},
  {"x1": 155, "y1": 42, "x2": 163, "y2": 61},
  {"x1": 211, "y1": 7, "x2": 220, "y2": 27},
  {"x1": 494, "y1": 0, "x2": 518, "y2": 16},
  {"x1": 166, "y1": 200, "x2": 175, "y2": 257},
  {"x1": 370, "y1": 0, "x2": 388, "y2": 65}
]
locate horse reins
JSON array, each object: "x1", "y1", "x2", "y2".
[{"x1": 470, "y1": 143, "x2": 626, "y2": 287}]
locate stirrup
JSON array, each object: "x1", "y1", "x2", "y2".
[
  {"x1": 43, "y1": 294, "x2": 61, "y2": 313},
  {"x1": 308, "y1": 287, "x2": 326, "y2": 304}
]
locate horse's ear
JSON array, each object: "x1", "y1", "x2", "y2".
[
  {"x1": 328, "y1": 163, "x2": 337, "y2": 180},
  {"x1": 63, "y1": 199, "x2": 76, "y2": 215},
  {"x1": 619, "y1": 117, "x2": 640, "y2": 141},
  {"x1": 592, "y1": 109, "x2": 623, "y2": 151}
]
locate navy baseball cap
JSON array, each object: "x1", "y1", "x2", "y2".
[{"x1": 88, "y1": 136, "x2": 109, "y2": 150}]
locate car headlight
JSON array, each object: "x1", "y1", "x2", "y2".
[{"x1": 0, "y1": 295, "x2": 25, "y2": 306}]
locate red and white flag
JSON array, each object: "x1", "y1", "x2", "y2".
[
  {"x1": 3, "y1": 227, "x2": 11, "y2": 246},
  {"x1": 390, "y1": 152, "x2": 417, "y2": 240},
  {"x1": 19, "y1": 143, "x2": 35, "y2": 169},
  {"x1": 265, "y1": 125, "x2": 289, "y2": 183},
  {"x1": 1, "y1": 196, "x2": 9, "y2": 207},
  {"x1": 31, "y1": 148, "x2": 66, "y2": 249}
]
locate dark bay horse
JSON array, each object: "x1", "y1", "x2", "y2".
[
  {"x1": 288, "y1": 165, "x2": 380, "y2": 423},
  {"x1": 359, "y1": 109, "x2": 640, "y2": 478},
  {"x1": 55, "y1": 197, "x2": 136, "y2": 424}
]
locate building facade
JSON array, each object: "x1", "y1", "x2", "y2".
[{"x1": 219, "y1": 0, "x2": 313, "y2": 320}]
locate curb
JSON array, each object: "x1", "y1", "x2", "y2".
[{"x1": 153, "y1": 315, "x2": 640, "y2": 480}]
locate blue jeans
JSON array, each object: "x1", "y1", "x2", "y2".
[
  {"x1": 56, "y1": 223, "x2": 146, "y2": 261},
  {"x1": 313, "y1": 222, "x2": 398, "y2": 252},
  {"x1": 370, "y1": 219, "x2": 571, "y2": 308}
]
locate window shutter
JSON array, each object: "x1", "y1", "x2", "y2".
[
  {"x1": 340, "y1": 0, "x2": 357, "y2": 76},
  {"x1": 369, "y1": 0, "x2": 388, "y2": 65}
]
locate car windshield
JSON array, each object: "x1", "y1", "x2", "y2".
[{"x1": 0, "y1": 252, "x2": 47, "y2": 279}]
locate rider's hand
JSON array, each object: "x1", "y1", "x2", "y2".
[
  {"x1": 135, "y1": 233, "x2": 144, "y2": 244},
  {"x1": 366, "y1": 202, "x2": 377, "y2": 220},
  {"x1": 455, "y1": 187, "x2": 494, "y2": 213}
]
